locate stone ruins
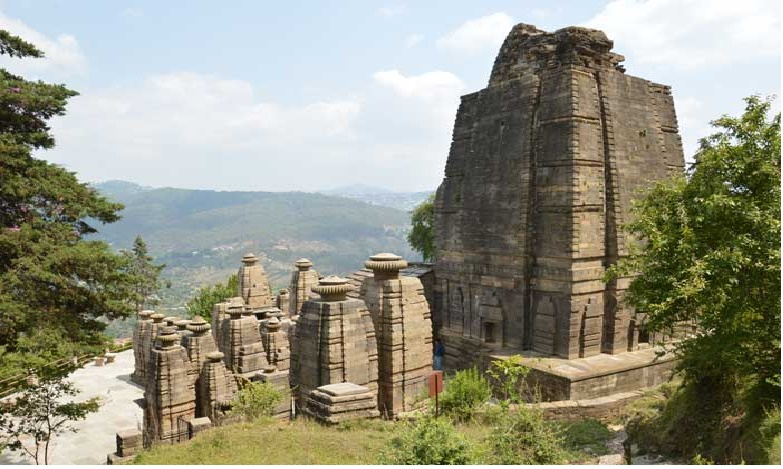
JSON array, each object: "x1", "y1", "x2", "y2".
[
  {"x1": 111, "y1": 252, "x2": 432, "y2": 461},
  {"x1": 110, "y1": 22, "x2": 686, "y2": 461},
  {"x1": 433, "y1": 24, "x2": 684, "y2": 365}
]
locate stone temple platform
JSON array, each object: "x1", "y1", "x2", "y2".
[{"x1": 485, "y1": 347, "x2": 676, "y2": 402}]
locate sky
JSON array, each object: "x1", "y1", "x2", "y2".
[{"x1": 2, "y1": 0, "x2": 780, "y2": 192}]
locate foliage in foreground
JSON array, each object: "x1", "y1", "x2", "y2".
[
  {"x1": 0, "y1": 374, "x2": 100, "y2": 464},
  {"x1": 439, "y1": 367, "x2": 492, "y2": 422},
  {"x1": 407, "y1": 193, "x2": 435, "y2": 261},
  {"x1": 625, "y1": 378, "x2": 781, "y2": 464},
  {"x1": 607, "y1": 96, "x2": 780, "y2": 463},
  {"x1": 380, "y1": 416, "x2": 477, "y2": 464},
  {"x1": 185, "y1": 274, "x2": 238, "y2": 322},
  {"x1": 486, "y1": 405, "x2": 567, "y2": 464},
  {"x1": 229, "y1": 381, "x2": 282, "y2": 421},
  {"x1": 0, "y1": 29, "x2": 140, "y2": 378}
]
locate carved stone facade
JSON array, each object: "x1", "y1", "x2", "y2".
[
  {"x1": 288, "y1": 258, "x2": 319, "y2": 318},
  {"x1": 131, "y1": 310, "x2": 153, "y2": 385},
  {"x1": 433, "y1": 24, "x2": 684, "y2": 362},
  {"x1": 291, "y1": 276, "x2": 378, "y2": 401},
  {"x1": 237, "y1": 253, "x2": 273, "y2": 309},
  {"x1": 143, "y1": 326, "x2": 196, "y2": 447},
  {"x1": 361, "y1": 253, "x2": 432, "y2": 417},
  {"x1": 221, "y1": 303, "x2": 268, "y2": 375},
  {"x1": 197, "y1": 351, "x2": 238, "y2": 422}
]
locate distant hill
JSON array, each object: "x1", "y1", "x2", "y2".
[
  {"x1": 91, "y1": 181, "x2": 418, "y2": 314},
  {"x1": 321, "y1": 184, "x2": 393, "y2": 195},
  {"x1": 318, "y1": 184, "x2": 432, "y2": 212}
]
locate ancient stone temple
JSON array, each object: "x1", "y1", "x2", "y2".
[
  {"x1": 131, "y1": 310, "x2": 153, "y2": 385},
  {"x1": 261, "y1": 317, "x2": 290, "y2": 372},
  {"x1": 291, "y1": 276, "x2": 378, "y2": 401},
  {"x1": 433, "y1": 24, "x2": 684, "y2": 363},
  {"x1": 197, "y1": 351, "x2": 238, "y2": 422},
  {"x1": 143, "y1": 326, "x2": 196, "y2": 447},
  {"x1": 221, "y1": 303, "x2": 268, "y2": 375},
  {"x1": 276, "y1": 288, "x2": 290, "y2": 317},
  {"x1": 182, "y1": 316, "x2": 218, "y2": 378},
  {"x1": 237, "y1": 253, "x2": 273, "y2": 309},
  {"x1": 288, "y1": 258, "x2": 319, "y2": 318},
  {"x1": 361, "y1": 253, "x2": 432, "y2": 417}
]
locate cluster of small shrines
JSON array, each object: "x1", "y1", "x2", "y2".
[
  {"x1": 107, "y1": 22, "x2": 690, "y2": 463},
  {"x1": 108, "y1": 252, "x2": 433, "y2": 463}
]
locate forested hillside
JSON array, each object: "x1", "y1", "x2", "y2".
[{"x1": 91, "y1": 182, "x2": 417, "y2": 314}]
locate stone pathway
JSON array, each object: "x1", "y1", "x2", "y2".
[{"x1": 0, "y1": 350, "x2": 143, "y2": 465}]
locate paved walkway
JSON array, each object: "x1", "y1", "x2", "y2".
[{"x1": 0, "y1": 350, "x2": 144, "y2": 465}]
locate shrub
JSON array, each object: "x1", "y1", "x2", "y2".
[
  {"x1": 380, "y1": 417, "x2": 475, "y2": 464},
  {"x1": 229, "y1": 381, "x2": 282, "y2": 421},
  {"x1": 439, "y1": 367, "x2": 491, "y2": 422},
  {"x1": 485, "y1": 355, "x2": 532, "y2": 407},
  {"x1": 486, "y1": 406, "x2": 566, "y2": 465}
]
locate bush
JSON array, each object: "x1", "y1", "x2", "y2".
[
  {"x1": 486, "y1": 406, "x2": 566, "y2": 465},
  {"x1": 229, "y1": 381, "x2": 282, "y2": 421},
  {"x1": 380, "y1": 417, "x2": 476, "y2": 464},
  {"x1": 439, "y1": 367, "x2": 491, "y2": 422}
]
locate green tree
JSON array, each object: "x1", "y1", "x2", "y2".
[
  {"x1": 609, "y1": 95, "x2": 780, "y2": 394},
  {"x1": 122, "y1": 235, "x2": 166, "y2": 312},
  {"x1": 0, "y1": 373, "x2": 100, "y2": 464},
  {"x1": 0, "y1": 30, "x2": 135, "y2": 371},
  {"x1": 607, "y1": 96, "x2": 780, "y2": 462},
  {"x1": 185, "y1": 274, "x2": 238, "y2": 322},
  {"x1": 407, "y1": 194, "x2": 435, "y2": 261}
]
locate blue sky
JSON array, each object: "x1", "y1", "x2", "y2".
[{"x1": 2, "y1": 0, "x2": 780, "y2": 192}]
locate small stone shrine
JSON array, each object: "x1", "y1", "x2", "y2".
[
  {"x1": 288, "y1": 258, "x2": 319, "y2": 318},
  {"x1": 361, "y1": 253, "x2": 432, "y2": 417},
  {"x1": 182, "y1": 315, "x2": 218, "y2": 379},
  {"x1": 142, "y1": 326, "x2": 196, "y2": 448},
  {"x1": 197, "y1": 351, "x2": 238, "y2": 422},
  {"x1": 292, "y1": 275, "x2": 378, "y2": 402},
  {"x1": 131, "y1": 310, "x2": 153, "y2": 385},
  {"x1": 238, "y1": 253, "x2": 273, "y2": 309}
]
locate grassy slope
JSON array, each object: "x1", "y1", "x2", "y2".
[
  {"x1": 131, "y1": 415, "x2": 615, "y2": 465},
  {"x1": 133, "y1": 419, "x2": 400, "y2": 465}
]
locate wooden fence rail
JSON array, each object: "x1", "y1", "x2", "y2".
[{"x1": 0, "y1": 341, "x2": 134, "y2": 399}]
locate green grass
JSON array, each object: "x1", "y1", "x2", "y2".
[
  {"x1": 558, "y1": 419, "x2": 616, "y2": 458},
  {"x1": 133, "y1": 418, "x2": 400, "y2": 465},
  {"x1": 131, "y1": 412, "x2": 614, "y2": 465}
]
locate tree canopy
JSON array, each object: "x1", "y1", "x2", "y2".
[
  {"x1": 185, "y1": 274, "x2": 238, "y2": 322},
  {"x1": 407, "y1": 194, "x2": 435, "y2": 262},
  {"x1": 123, "y1": 235, "x2": 167, "y2": 312},
  {"x1": 0, "y1": 30, "x2": 136, "y2": 374},
  {"x1": 608, "y1": 95, "x2": 780, "y2": 397}
]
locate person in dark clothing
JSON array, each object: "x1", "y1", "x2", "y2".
[{"x1": 433, "y1": 337, "x2": 445, "y2": 371}]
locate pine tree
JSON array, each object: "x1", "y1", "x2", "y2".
[
  {"x1": 0, "y1": 30, "x2": 136, "y2": 372},
  {"x1": 123, "y1": 235, "x2": 166, "y2": 312}
]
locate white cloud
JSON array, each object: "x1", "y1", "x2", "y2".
[
  {"x1": 0, "y1": 10, "x2": 87, "y2": 77},
  {"x1": 584, "y1": 0, "x2": 780, "y2": 69},
  {"x1": 45, "y1": 72, "x2": 363, "y2": 190},
  {"x1": 404, "y1": 33, "x2": 423, "y2": 48},
  {"x1": 373, "y1": 69, "x2": 464, "y2": 101},
  {"x1": 674, "y1": 96, "x2": 714, "y2": 164},
  {"x1": 122, "y1": 8, "x2": 143, "y2": 18},
  {"x1": 377, "y1": 4, "x2": 408, "y2": 18},
  {"x1": 436, "y1": 12, "x2": 515, "y2": 55}
]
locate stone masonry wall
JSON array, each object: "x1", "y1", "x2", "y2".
[{"x1": 433, "y1": 24, "x2": 684, "y2": 362}]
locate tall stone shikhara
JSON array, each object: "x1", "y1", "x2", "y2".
[{"x1": 434, "y1": 24, "x2": 684, "y2": 360}]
